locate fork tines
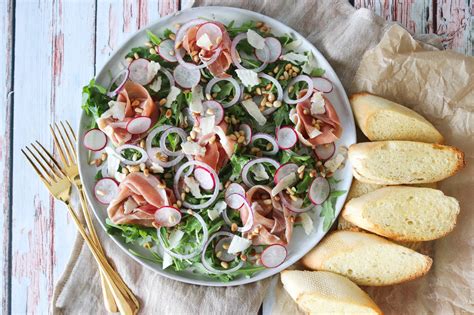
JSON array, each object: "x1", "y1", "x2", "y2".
[
  {"x1": 21, "y1": 141, "x2": 66, "y2": 184},
  {"x1": 50, "y1": 121, "x2": 77, "y2": 167}
]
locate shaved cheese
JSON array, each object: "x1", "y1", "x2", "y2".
[
  {"x1": 251, "y1": 163, "x2": 269, "y2": 182},
  {"x1": 102, "y1": 100, "x2": 126, "y2": 120},
  {"x1": 228, "y1": 235, "x2": 252, "y2": 254},
  {"x1": 213, "y1": 126, "x2": 234, "y2": 157},
  {"x1": 281, "y1": 52, "x2": 308, "y2": 64},
  {"x1": 149, "y1": 76, "x2": 162, "y2": 92},
  {"x1": 247, "y1": 29, "x2": 265, "y2": 49},
  {"x1": 271, "y1": 173, "x2": 297, "y2": 196},
  {"x1": 196, "y1": 33, "x2": 213, "y2": 50},
  {"x1": 284, "y1": 38, "x2": 302, "y2": 51},
  {"x1": 165, "y1": 86, "x2": 181, "y2": 108},
  {"x1": 184, "y1": 176, "x2": 203, "y2": 198},
  {"x1": 147, "y1": 60, "x2": 161, "y2": 83},
  {"x1": 181, "y1": 141, "x2": 206, "y2": 156},
  {"x1": 308, "y1": 127, "x2": 322, "y2": 138},
  {"x1": 200, "y1": 115, "x2": 215, "y2": 136},
  {"x1": 235, "y1": 69, "x2": 260, "y2": 87},
  {"x1": 208, "y1": 200, "x2": 227, "y2": 221},
  {"x1": 115, "y1": 172, "x2": 126, "y2": 183},
  {"x1": 299, "y1": 213, "x2": 313, "y2": 235},
  {"x1": 123, "y1": 198, "x2": 138, "y2": 214},
  {"x1": 150, "y1": 162, "x2": 164, "y2": 174},
  {"x1": 241, "y1": 99, "x2": 267, "y2": 126},
  {"x1": 162, "y1": 253, "x2": 173, "y2": 269},
  {"x1": 324, "y1": 147, "x2": 347, "y2": 173},
  {"x1": 190, "y1": 85, "x2": 204, "y2": 113},
  {"x1": 107, "y1": 152, "x2": 122, "y2": 180},
  {"x1": 302, "y1": 51, "x2": 319, "y2": 75},
  {"x1": 163, "y1": 229, "x2": 184, "y2": 269},
  {"x1": 310, "y1": 92, "x2": 326, "y2": 115}
]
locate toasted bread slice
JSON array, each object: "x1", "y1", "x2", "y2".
[
  {"x1": 301, "y1": 231, "x2": 432, "y2": 286},
  {"x1": 281, "y1": 270, "x2": 382, "y2": 315},
  {"x1": 350, "y1": 93, "x2": 444, "y2": 143},
  {"x1": 349, "y1": 141, "x2": 465, "y2": 184},
  {"x1": 342, "y1": 186, "x2": 460, "y2": 241}
]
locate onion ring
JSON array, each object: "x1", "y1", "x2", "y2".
[{"x1": 283, "y1": 75, "x2": 314, "y2": 104}]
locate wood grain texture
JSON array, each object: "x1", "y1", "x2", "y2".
[{"x1": 436, "y1": 0, "x2": 472, "y2": 54}]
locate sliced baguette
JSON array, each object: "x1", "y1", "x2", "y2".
[
  {"x1": 301, "y1": 231, "x2": 432, "y2": 286},
  {"x1": 281, "y1": 270, "x2": 382, "y2": 315},
  {"x1": 342, "y1": 186, "x2": 460, "y2": 241},
  {"x1": 350, "y1": 93, "x2": 444, "y2": 143},
  {"x1": 349, "y1": 141, "x2": 465, "y2": 184}
]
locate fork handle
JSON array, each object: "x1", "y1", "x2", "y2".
[{"x1": 65, "y1": 204, "x2": 139, "y2": 315}]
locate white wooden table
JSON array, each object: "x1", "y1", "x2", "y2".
[{"x1": 1, "y1": 0, "x2": 471, "y2": 313}]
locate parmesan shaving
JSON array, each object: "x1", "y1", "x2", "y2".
[
  {"x1": 241, "y1": 99, "x2": 267, "y2": 126},
  {"x1": 165, "y1": 86, "x2": 181, "y2": 108},
  {"x1": 235, "y1": 69, "x2": 260, "y2": 88},
  {"x1": 247, "y1": 29, "x2": 265, "y2": 49}
]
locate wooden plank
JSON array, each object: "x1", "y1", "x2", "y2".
[
  {"x1": 436, "y1": 0, "x2": 472, "y2": 54},
  {"x1": 10, "y1": 1, "x2": 96, "y2": 313},
  {"x1": 0, "y1": 0, "x2": 13, "y2": 313}
]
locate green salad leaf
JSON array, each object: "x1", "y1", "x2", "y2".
[{"x1": 82, "y1": 80, "x2": 111, "y2": 127}]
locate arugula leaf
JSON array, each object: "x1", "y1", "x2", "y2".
[
  {"x1": 146, "y1": 30, "x2": 161, "y2": 45},
  {"x1": 95, "y1": 170, "x2": 103, "y2": 181},
  {"x1": 163, "y1": 28, "x2": 173, "y2": 39},
  {"x1": 120, "y1": 148, "x2": 142, "y2": 161},
  {"x1": 106, "y1": 219, "x2": 156, "y2": 244},
  {"x1": 82, "y1": 80, "x2": 111, "y2": 126},
  {"x1": 230, "y1": 154, "x2": 251, "y2": 180},
  {"x1": 278, "y1": 33, "x2": 294, "y2": 46},
  {"x1": 274, "y1": 103, "x2": 291, "y2": 127},
  {"x1": 310, "y1": 68, "x2": 326, "y2": 77},
  {"x1": 295, "y1": 173, "x2": 312, "y2": 194},
  {"x1": 280, "y1": 150, "x2": 312, "y2": 165}
]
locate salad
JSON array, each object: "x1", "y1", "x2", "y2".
[{"x1": 82, "y1": 18, "x2": 348, "y2": 281}]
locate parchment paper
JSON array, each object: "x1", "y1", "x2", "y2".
[{"x1": 271, "y1": 24, "x2": 474, "y2": 315}]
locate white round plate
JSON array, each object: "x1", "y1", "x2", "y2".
[{"x1": 78, "y1": 6, "x2": 356, "y2": 286}]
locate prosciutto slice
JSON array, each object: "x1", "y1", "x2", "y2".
[
  {"x1": 291, "y1": 90, "x2": 342, "y2": 147},
  {"x1": 242, "y1": 185, "x2": 294, "y2": 246},
  {"x1": 180, "y1": 22, "x2": 232, "y2": 78},
  {"x1": 97, "y1": 81, "x2": 158, "y2": 146},
  {"x1": 195, "y1": 122, "x2": 235, "y2": 172},
  {"x1": 107, "y1": 172, "x2": 175, "y2": 227}
]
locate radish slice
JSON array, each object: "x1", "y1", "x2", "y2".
[
  {"x1": 283, "y1": 75, "x2": 314, "y2": 104},
  {"x1": 83, "y1": 128, "x2": 107, "y2": 151},
  {"x1": 158, "y1": 39, "x2": 178, "y2": 62},
  {"x1": 239, "y1": 124, "x2": 252, "y2": 144},
  {"x1": 126, "y1": 116, "x2": 152, "y2": 134},
  {"x1": 94, "y1": 177, "x2": 119, "y2": 205},
  {"x1": 202, "y1": 100, "x2": 224, "y2": 124},
  {"x1": 251, "y1": 133, "x2": 279, "y2": 156},
  {"x1": 154, "y1": 206, "x2": 182, "y2": 227},
  {"x1": 276, "y1": 126, "x2": 298, "y2": 150},
  {"x1": 215, "y1": 237, "x2": 236, "y2": 262},
  {"x1": 274, "y1": 163, "x2": 299, "y2": 184},
  {"x1": 255, "y1": 37, "x2": 282, "y2": 63},
  {"x1": 225, "y1": 193, "x2": 245, "y2": 210},
  {"x1": 128, "y1": 58, "x2": 153, "y2": 85},
  {"x1": 314, "y1": 143, "x2": 336, "y2": 161},
  {"x1": 196, "y1": 22, "x2": 223, "y2": 51},
  {"x1": 312, "y1": 77, "x2": 333, "y2": 93},
  {"x1": 193, "y1": 166, "x2": 215, "y2": 190},
  {"x1": 205, "y1": 77, "x2": 241, "y2": 108},
  {"x1": 309, "y1": 176, "x2": 330, "y2": 205},
  {"x1": 201, "y1": 231, "x2": 244, "y2": 274},
  {"x1": 225, "y1": 183, "x2": 246, "y2": 196},
  {"x1": 173, "y1": 63, "x2": 201, "y2": 88},
  {"x1": 107, "y1": 69, "x2": 129, "y2": 97},
  {"x1": 241, "y1": 158, "x2": 280, "y2": 187},
  {"x1": 261, "y1": 244, "x2": 287, "y2": 268}
]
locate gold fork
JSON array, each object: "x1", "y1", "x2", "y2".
[
  {"x1": 22, "y1": 142, "x2": 138, "y2": 315},
  {"x1": 49, "y1": 121, "x2": 139, "y2": 312}
]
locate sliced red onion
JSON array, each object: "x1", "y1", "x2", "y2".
[
  {"x1": 159, "y1": 68, "x2": 175, "y2": 87},
  {"x1": 115, "y1": 144, "x2": 148, "y2": 166},
  {"x1": 222, "y1": 194, "x2": 254, "y2": 233},
  {"x1": 158, "y1": 39, "x2": 178, "y2": 62},
  {"x1": 274, "y1": 163, "x2": 299, "y2": 184},
  {"x1": 309, "y1": 176, "x2": 330, "y2": 205},
  {"x1": 154, "y1": 148, "x2": 186, "y2": 168},
  {"x1": 157, "y1": 209, "x2": 209, "y2": 260},
  {"x1": 201, "y1": 231, "x2": 244, "y2": 274},
  {"x1": 174, "y1": 161, "x2": 219, "y2": 209},
  {"x1": 241, "y1": 158, "x2": 280, "y2": 187},
  {"x1": 205, "y1": 77, "x2": 241, "y2": 108},
  {"x1": 145, "y1": 125, "x2": 172, "y2": 162},
  {"x1": 175, "y1": 46, "x2": 221, "y2": 70},
  {"x1": 215, "y1": 236, "x2": 237, "y2": 262},
  {"x1": 239, "y1": 124, "x2": 252, "y2": 144},
  {"x1": 107, "y1": 68, "x2": 129, "y2": 97},
  {"x1": 159, "y1": 127, "x2": 187, "y2": 157},
  {"x1": 312, "y1": 77, "x2": 333, "y2": 93},
  {"x1": 195, "y1": 22, "x2": 223, "y2": 51},
  {"x1": 231, "y1": 33, "x2": 269, "y2": 72},
  {"x1": 279, "y1": 191, "x2": 314, "y2": 213},
  {"x1": 175, "y1": 19, "x2": 207, "y2": 45},
  {"x1": 258, "y1": 73, "x2": 283, "y2": 115},
  {"x1": 255, "y1": 37, "x2": 282, "y2": 63},
  {"x1": 283, "y1": 75, "x2": 314, "y2": 104},
  {"x1": 251, "y1": 133, "x2": 279, "y2": 156}
]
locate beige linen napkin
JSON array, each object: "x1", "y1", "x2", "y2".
[{"x1": 52, "y1": 1, "x2": 420, "y2": 314}]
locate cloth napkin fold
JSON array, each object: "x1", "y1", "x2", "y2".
[{"x1": 53, "y1": 1, "x2": 403, "y2": 313}]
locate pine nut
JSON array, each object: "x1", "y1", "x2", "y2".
[
  {"x1": 267, "y1": 93, "x2": 275, "y2": 102},
  {"x1": 159, "y1": 98, "x2": 167, "y2": 106},
  {"x1": 168, "y1": 33, "x2": 176, "y2": 40}
]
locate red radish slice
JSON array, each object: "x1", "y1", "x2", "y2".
[
  {"x1": 255, "y1": 37, "x2": 282, "y2": 63},
  {"x1": 194, "y1": 166, "x2": 215, "y2": 190},
  {"x1": 83, "y1": 128, "x2": 107, "y2": 151},
  {"x1": 196, "y1": 22, "x2": 223, "y2": 51},
  {"x1": 225, "y1": 193, "x2": 245, "y2": 210},
  {"x1": 215, "y1": 237, "x2": 236, "y2": 262},
  {"x1": 274, "y1": 163, "x2": 299, "y2": 184},
  {"x1": 154, "y1": 206, "x2": 182, "y2": 227},
  {"x1": 94, "y1": 177, "x2": 119, "y2": 205},
  {"x1": 158, "y1": 39, "x2": 178, "y2": 62},
  {"x1": 261, "y1": 244, "x2": 287, "y2": 268},
  {"x1": 225, "y1": 183, "x2": 246, "y2": 198},
  {"x1": 128, "y1": 58, "x2": 153, "y2": 85},
  {"x1": 312, "y1": 77, "x2": 333, "y2": 93},
  {"x1": 173, "y1": 63, "x2": 201, "y2": 88},
  {"x1": 314, "y1": 143, "x2": 336, "y2": 161},
  {"x1": 309, "y1": 176, "x2": 331, "y2": 205},
  {"x1": 276, "y1": 126, "x2": 298, "y2": 150},
  {"x1": 126, "y1": 116, "x2": 152, "y2": 135},
  {"x1": 202, "y1": 100, "x2": 224, "y2": 124},
  {"x1": 239, "y1": 124, "x2": 252, "y2": 145}
]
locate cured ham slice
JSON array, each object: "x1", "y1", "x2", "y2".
[
  {"x1": 291, "y1": 90, "x2": 342, "y2": 147},
  {"x1": 97, "y1": 81, "x2": 158, "y2": 146},
  {"x1": 195, "y1": 122, "x2": 235, "y2": 172},
  {"x1": 107, "y1": 172, "x2": 175, "y2": 227},
  {"x1": 242, "y1": 185, "x2": 294, "y2": 246}
]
